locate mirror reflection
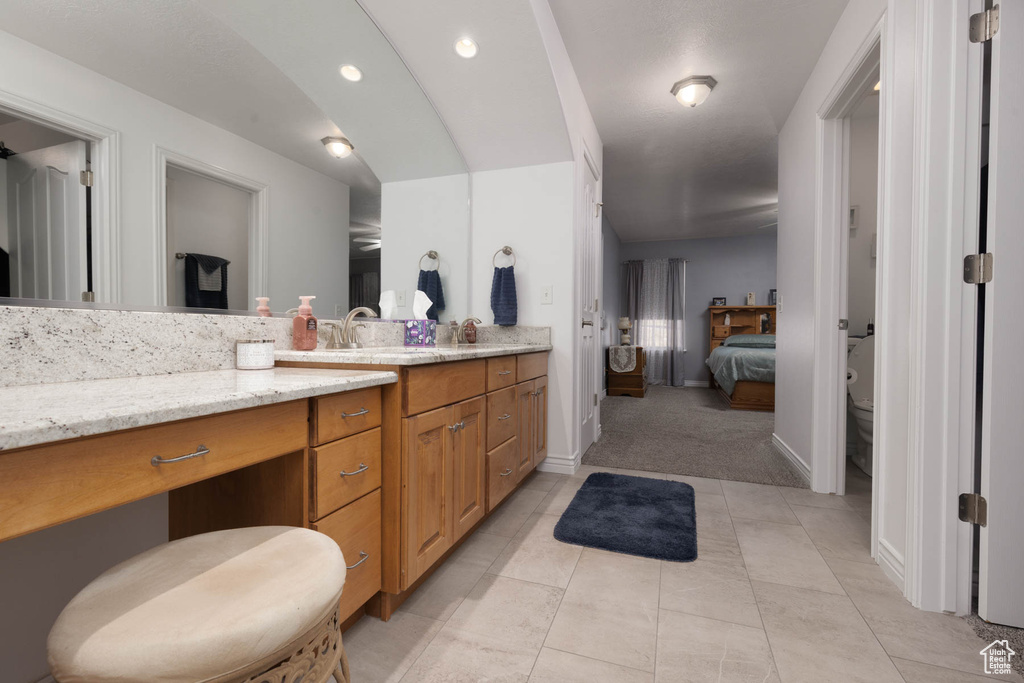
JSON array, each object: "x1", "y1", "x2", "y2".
[{"x1": 0, "y1": 0, "x2": 469, "y2": 320}]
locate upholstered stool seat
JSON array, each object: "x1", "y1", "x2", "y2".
[{"x1": 47, "y1": 526, "x2": 350, "y2": 683}]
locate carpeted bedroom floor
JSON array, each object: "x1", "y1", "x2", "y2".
[{"x1": 583, "y1": 386, "x2": 809, "y2": 488}]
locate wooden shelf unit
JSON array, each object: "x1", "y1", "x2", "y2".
[{"x1": 709, "y1": 306, "x2": 776, "y2": 351}]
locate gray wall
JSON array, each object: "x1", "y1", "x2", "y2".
[{"x1": 620, "y1": 232, "x2": 777, "y2": 383}]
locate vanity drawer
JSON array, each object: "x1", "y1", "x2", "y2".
[
  {"x1": 487, "y1": 437, "x2": 519, "y2": 512},
  {"x1": 311, "y1": 428, "x2": 382, "y2": 520},
  {"x1": 402, "y1": 359, "x2": 486, "y2": 416},
  {"x1": 516, "y1": 352, "x2": 548, "y2": 383},
  {"x1": 486, "y1": 386, "x2": 517, "y2": 451},
  {"x1": 0, "y1": 401, "x2": 307, "y2": 543},
  {"x1": 312, "y1": 489, "x2": 382, "y2": 621},
  {"x1": 314, "y1": 387, "x2": 382, "y2": 445},
  {"x1": 486, "y1": 356, "x2": 517, "y2": 392}
]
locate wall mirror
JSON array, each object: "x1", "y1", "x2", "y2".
[{"x1": 0, "y1": 0, "x2": 469, "y2": 320}]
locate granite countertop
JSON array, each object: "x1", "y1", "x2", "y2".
[
  {"x1": 275, "y1": 343, "x2": 553, "y2": 366},
  {"x1": 0, "y1": 367, "x2": 397, "y2": 451}
]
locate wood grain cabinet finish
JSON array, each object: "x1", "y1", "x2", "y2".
[
  {"x1": 516, "y1": 352, "x2": 548, "y2": 383},
  {"x1": 314, "y1": 386, "x2": 382, "y2": 445},
  {"x1": 451, "y1": 397, "x2": 486, "y2": 541},
  {"x1": 402, "y1": 406, "x2": 454, "y2": 585},
  {"x1": 312, "y1": 489, "x2": 382, "y2": 622},
  {"x1": 486, "y1": 437, "x2": 519, "y2": 512},
  {"x1": 402, "y1": 360, "x2": 486, "y2": 416},
  {"x1": 311, "y1": 428, "x2": 382, "y2": 521},
  {"x1": 532, "y1": 376, "x2": 548, "y2": 468},
  {"x1": 485, "y1": 385, "x2": 517, "y2": 451},
  {"x1": 515, "y1": 380, "x2": 536, "y2": 479},
  {"x1": 486, "y1": 356, "x2": 517, "y2": 392}
]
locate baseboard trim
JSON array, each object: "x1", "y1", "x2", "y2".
[
  {"x1": 771, "y1": 433, "x2": 811, "y2": 484},
  {"x1": 683, "y1": 380, "x2": 710, "y2": 388},
  {"x1": 537, "y1": 449, "x2": 580, "y2": 475},
  {"x1": 877, "y1": 538, "x2": 906, "y2": 589}
]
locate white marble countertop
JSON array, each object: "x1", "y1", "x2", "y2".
[
  {"x1": 0, "y1": 367, "x2": 397, "y2": 451},
  {"x1": 275, "y1": 343, "x2": 552, "y2": 366}
]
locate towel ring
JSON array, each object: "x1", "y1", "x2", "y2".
[
  {"x1": 493, "y1": 246, "x2": 516, "y2": 267},
  {"x1": 419, "y1": 250, "x2": 440, "y2": 271}
]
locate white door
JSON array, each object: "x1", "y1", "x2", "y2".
[
  {"x1": 979, "y1": 0, "x2": 1024, "y2": 628},
  {"x1": 6, "y1": 141, "x2": 87, "y2": 300},
  {"x1": 579, "y1": 152, "x2": 601, "y2": 456}
]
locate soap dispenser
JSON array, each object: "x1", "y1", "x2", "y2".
[
  {"x1": 255, "y1": 297, "x2": 271, "y2": 317},
  {"x1": 292, "y1": 296, "x2": 318, "y2": 350}
]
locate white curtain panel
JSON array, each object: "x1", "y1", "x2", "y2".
[{"x1": 635, "y1": 258, "x2": 687, "y2": 386}]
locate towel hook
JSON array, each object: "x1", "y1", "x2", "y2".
[
  {"x1": 419, "y1": 250, "x2": 440, "y2": 271},
  {"x1": 492, "y1": 246, "x2": 516, "y2": 267}
]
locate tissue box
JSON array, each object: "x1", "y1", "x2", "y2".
[{"x1": 404, "y1": 320, "x2": 437, "y2": 347}]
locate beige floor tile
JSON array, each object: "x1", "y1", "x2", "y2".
[
  {"x1": 520, "y1": 470, "x2": 566, "y2": 493},
  {"x1": 695, "y1": 493, "x2": 736, "y2": 540},
  {"x1": 401, "y1": 532, "x2": 510, "y2": 621},
  {"x1": 402, "y1": 574, "x2": 563, "y2": 682},
  {"x1": 751, "y1": 580, "x2": 903, "y2": 683},
  {"x1": 827, "y1": 557, "x2": 1005, "y2": 677},
  {"x1": 777, "y1": 486, "x2": 851, "y2": 510},
  {"x1": 721, "y1": 480, "x2": 800, "y2": 525},
  {"x1": 732, "y1": 518, "x2": 844, "y2": 594},
  {"x1": 529, "y1": 648, "x2": 653, "y2": 683},
  {"x1": 664, "y1": 473, "x2": 724, "y2": 496},
  {"x1": 545, "y1": 549, "x2": 661, "y2": 672},
  {"x1": 343, "y1": 610, "x2": 444, "y2": 683},
  {"x1": 655, "y1": 610, "x2": 780, "y2": 683},
  {"x1": 789, "y1": 504, "x2": 872, "y2": 563},
  {"x1": 535, "y1": 477, "x2": 584, "y2": 517},
  {"x1": 478, "y1": 487, "x2": 550, "y2": 537},
  {"x1": 488, "y1": 513, "x2": 583, "y2": 588},
  {"x1": 697, "y1": 532, "x2": 746, "y2": 567},
  {"x1": 660, "y1": 559, "x2": 761, "y2": 628},
  {"x1": 892, "y1": 656, "x2": 1021, "y2": 682},
  {"x1": 574, "y1": 465, "x2": 668, "y2": 480}
]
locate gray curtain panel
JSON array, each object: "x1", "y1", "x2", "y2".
[
  {"x1": 626, "y1": 258, "x2": 687, "y2": 386},
  {"x1": 623, "y1": 260, "x2": 644, "y2": 328}
]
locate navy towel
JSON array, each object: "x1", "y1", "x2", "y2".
[
  {"x1": 416, "y1": 269, "x2": 445, "y2": 322},
  {"x1": 184, "y1": 253, "x2": 229, "y2": 309},
  {"x1": 490, "y1": 265, "x2": 517, "y2": 326}
]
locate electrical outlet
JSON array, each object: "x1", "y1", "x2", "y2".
[
  {"x1": 541, "y1": 285, "x2": 553, "y2": 305},
  {"x1": 396, "y1": 290, "x2": 406, "y2": 307}
]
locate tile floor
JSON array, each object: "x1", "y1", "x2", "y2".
[{"x1": 344, "y1": 465, "x2": 1018, "y2": 682}]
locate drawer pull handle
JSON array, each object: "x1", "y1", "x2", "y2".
[
  {"x1": 341, "y1": 408, "x2": 370, "y2": 418},
  {"x1": 497, "y1": 370, "x2": 512, "y2": 376},
  {"x1": 347, "y1": 551, "x2": 369, "y2": 569},
  {"x1": 339, "y1": 463, "x2": 369, "y2": 477},
  {"x1": 499, "y1": 468, "x2": 513, "y2": 477},
  {"x1": 151, "y1": 445, "x2": 210, "y2": 466},
  {"x1": 498, "y1": 413, "x2": 512, "y2": 421}
]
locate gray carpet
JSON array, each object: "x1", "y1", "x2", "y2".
[
  {"x1": 584, "y1": 386, "x2": 808, "y2": 488},
  {"x1": 965, "y1": 614, "x2": 1024, "y2": 677}
]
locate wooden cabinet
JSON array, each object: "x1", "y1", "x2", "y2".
[
  {"x1": 486, "y1": 385, "x2": 517, "y2": 450},
  {"x1": 513, "y1": 376, "x2": 548, "y2": 479},
  {"x1": 452, "y1": 397, "x2": 486, "y2": 540},
  {"x1": 312, "y1": 489, "x2": 382, "y2": 623},
  {"x1": 532, "y1": 376, "x2": 548, "y2": 468},
  {"x1": 708, "y1": 306, "x2": 776, "y2": 351},
  {"x1": 486, "y1": 437, "x2": 519, "y2": 511},
  {"x1": 402, "y1": 406, "x2": 453, "y2": 583},
  {"x1": 311, "y1": 428, "x2": 382, "y2": 521},
  {"x1": 486, "y1": 356, "x2": 517, "y2": 392}
]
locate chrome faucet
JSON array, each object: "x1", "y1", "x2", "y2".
[
  {"x1": 457, "y1": 317, "x2": 482, "y2": 344},
  {"x1": 336, "y1": 307, "x2": 377, "y2": 349}
]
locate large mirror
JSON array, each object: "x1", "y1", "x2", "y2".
[{"x1": 0, "y1": 0, "x2": 469, "y2": 321}]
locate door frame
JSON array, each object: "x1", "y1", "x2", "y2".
[
  {"x1": 153, "y1": 146, "x2": 268, "y2": 309},
  {"x1": 0, "y1": 87, "x2": 121, "y2": 304}
]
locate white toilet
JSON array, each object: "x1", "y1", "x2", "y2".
[{"x1": 846, "y1": 335, "x2": 874, "y2": 476}]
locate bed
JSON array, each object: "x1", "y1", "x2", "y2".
[{"x1": 706, "y1": 334, "x2": 776, "y2": 411}]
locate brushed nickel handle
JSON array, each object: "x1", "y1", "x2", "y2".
[
  {"x1": 497, "y1": 370, "x2": 512, "y2": 375},
  {"x1": 339, "y1": 463, "x2": 369, "y2": 477},
  {"x1": 499, "y1": 468, "x2": 513, "y2": 477},
  {"x1": 498, "y1": 413, "x2": 512, "y2": 421},
  {"x1": 346, "y1": 551, "x2": 369, "y2": 569},
  {"x1": 151, "y1": 445, "x2": 210, "y2": 466},
  {"x1": 341, "y1": 408, "x2": 369, "y2": 418},
  {"x1": 448, "y1": 422, "x2": 465, "y2": 433}
]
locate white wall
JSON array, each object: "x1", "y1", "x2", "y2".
[
  {"x1": 0, "y1": 28, "x2": 350, "y2": 314},
  {"x1": 848, "y1": 105, "x2": 879, "y2": 337},
  {"x1": 471, "y1": 162, "x2": 575, "y2": 463},
  {"x1": 380, "y1": 173, "x2": 470, "y2": 322}
]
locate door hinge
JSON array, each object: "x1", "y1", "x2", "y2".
[
  {"x1": 79, "y1": 170, "x2": 94, "y2": 187},
  {"x1": 964, "y1": 253, "x2": 993, "y2": 284},
  {"x1": 593, "y1": 393, "x2": 598, "y2": 406},
  {"x1": 838, "y1": 319, "x2": 849, "y2": 331},
  {"x1": 970, "y1": 6, "x2": 999, "y2": 43},
  {"x1": 959, "y1": 493, "x2": 988, "y2": 526}
]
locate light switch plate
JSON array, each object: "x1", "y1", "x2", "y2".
[
  {"x1": 541, "y1": 285, "x2": 553, "y2": 305},
  {"x1": 777, "y1": 294, "x2": 783, "y2": 313},
  {"x1": 396, "y1": 290, "x2": 407, "y2": 307}
]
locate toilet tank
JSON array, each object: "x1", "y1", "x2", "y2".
[{"x1": 847, "y1": 335, "x2": 875, "y2": 405}]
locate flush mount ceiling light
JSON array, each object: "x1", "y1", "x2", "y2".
[
  {"x1": 671, "y1": 75, "x2": 717, "y2": 108},
  {"x1": 321, "y1": 136, "x2": 353, "y2": 159},
  {"x1": 339, "y1": 64, "x2": 363, "y2": 82},
  {"x1": 454, "y1": 37, "x2": 478, "y2": 58}
]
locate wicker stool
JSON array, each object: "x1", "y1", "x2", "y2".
[{"x1": 47, "y1": 526, "x2": 351, "y2": 683}]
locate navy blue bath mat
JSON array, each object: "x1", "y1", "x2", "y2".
[{"x1": 553, "y1": 473, "x2": 697, "y2": 562}]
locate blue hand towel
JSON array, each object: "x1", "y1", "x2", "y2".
[
  {"x1": 490, "y1": 265, "x2": 517, "y2": 326},
  {"x1": 416, "y1": 269, "x2": 445, "y2": 322}
]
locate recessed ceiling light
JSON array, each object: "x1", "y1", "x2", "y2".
[
  {"x1": 671, "y1": 75, "x2": 717, "y2": 108},
  {"x1": 454, "y1": 37, "x2": 478, "y2": 59},
  {"x1": 340, "y1": 64, "x2": 363, "y2": 82},
  {"x1": 321, "y1": 136, "x2": 353, "y2": 159}
]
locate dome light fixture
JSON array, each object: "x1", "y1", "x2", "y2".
[
  {"x1": 339, "y1": 64, "x2": 363, "y2": 82},
  {"x1": 321, "y1": 136, "x2": 353, "y2": 159},
  {"x1": 454, "y1": 37, "x2": 478, "y2": 58},
  {"x1": 671, "y1": 75, "x2": 717, "y2": 108}
]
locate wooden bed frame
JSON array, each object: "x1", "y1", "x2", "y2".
[
  {"x1": 707, "y1": 305, "x2": 777, "y2": 412},
  {"x1": 710, "y1": 377, "x2": 775, "y2": 412}
]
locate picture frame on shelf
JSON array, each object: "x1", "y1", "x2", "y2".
[
  {"x1": 769, "y1": 289, "x2": 777, "y2": 305},
  {"x1": 711, "y1": 297, "x2": 726, "y2": 306}
]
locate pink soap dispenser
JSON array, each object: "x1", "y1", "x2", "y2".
[
  {"x1": 292, "y1": 296, "x2": 318, "y2": 350},
  {"x1": 255, "y1": 297, "x2": 272, "y2": 317}
]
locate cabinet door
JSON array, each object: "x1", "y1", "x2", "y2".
[
  {"x1": 452, "y1": 396, "x2": 486, "y2": 540},
  {"x1": 515, "y1": 380, "x2": 535, "y2": 480},
  {"x1": 403, "y1": 406, "x2": 454, "y2": 586},
  {"x1": 532, "y1": 376, "x2": 548, "y2": 467}
]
